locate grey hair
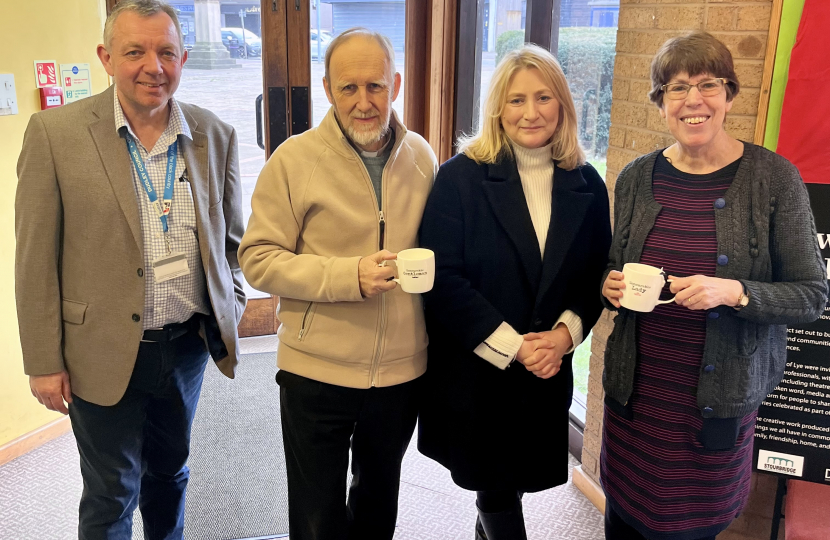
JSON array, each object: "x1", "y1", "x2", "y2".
[
  {"x1": 324, "y1": 28, "x2": 396, "y2": 83},
  {"x1": 104, "y1": 0, "x2": 184, "y2": 52}
]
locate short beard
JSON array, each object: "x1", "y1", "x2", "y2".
[
  {"x1": 338, "y1": 102, "x2": 393, "y2": 149},
  {"x1": 346, "y1": 121, "x2": 390, "y2": 148}
]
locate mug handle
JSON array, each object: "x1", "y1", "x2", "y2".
[
  {"x1": 656, "y1": 278, "x2": 676, "y2": 304},
  {"x1": 379, "y1": 260, "x2": 401, "y2": 283}
]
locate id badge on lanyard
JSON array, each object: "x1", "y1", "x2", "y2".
[{"x1": 126, "y1": 136, "x2": 190, "y2": 283}]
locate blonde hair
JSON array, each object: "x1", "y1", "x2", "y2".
[{"x1": 458, "y1": 44, "x2": 585, "y2": 170}]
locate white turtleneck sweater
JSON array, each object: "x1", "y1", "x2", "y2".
[{"x1": 473, "y1": 142, "x2": 583, "y2": 369}]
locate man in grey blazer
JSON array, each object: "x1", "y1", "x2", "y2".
[{"x1": 15, "y1": 1, "x2": 245, "y2": 538}]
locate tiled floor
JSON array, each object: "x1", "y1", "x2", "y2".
[{"x1": 0, "y1": 338, "x2": 605, "y2": 540}]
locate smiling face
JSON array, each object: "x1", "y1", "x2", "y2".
[
  {"x1": 500, "y1": 67, "x2": 560, "y2": 149},
  {"x1": 660, "y1": 71, "x2": 733, "y2": 152},
  {"x1": 323, "y1": 36, "x2": 401, "y2": 151},
  {"x1": 97, "y1": 11, "x2": 187, "y2": 119}
]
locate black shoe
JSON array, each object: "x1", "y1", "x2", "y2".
[{"x1": 476, "y1": 501, "x2": 528, "y2": 540}]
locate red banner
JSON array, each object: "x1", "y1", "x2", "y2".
[{"x1": 776, "y1": 0, "x2": 830, "y2": 185}]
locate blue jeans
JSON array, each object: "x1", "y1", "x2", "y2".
[{"x1": 68, "y1": 328, "x2": 209, "y2": 540}]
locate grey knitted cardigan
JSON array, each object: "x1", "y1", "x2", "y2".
[{"x1": 601, "y1": 143, "x2": 827, "y2": 425}]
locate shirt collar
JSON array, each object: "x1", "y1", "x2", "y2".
[
  {"x1": 359, "y1": 132, "x2": 393, "y2": 158},
  {"x1": 113, "y1": 86, "x2": 192, "y2": 153}
]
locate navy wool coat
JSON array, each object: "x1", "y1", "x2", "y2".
[{"x1": 417, "y1": 151, "x2": 612, "y2": 492}]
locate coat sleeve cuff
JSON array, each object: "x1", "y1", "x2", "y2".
[
  {"x1": 554, "y1": 310, "x2": 583, "y2": 354},
  {"x1": 329, "y1": 256, "x2": 364, "y2": 302},
  {"x1": 473, "y1": 322, "x2": 524, "y2": 369}
]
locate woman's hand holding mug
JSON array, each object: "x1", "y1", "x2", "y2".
[
  {"x1": 669, "y1": 275, "x2": 743, "y2": 310},
  {"x1": 602, "y1": 270, "x2": 626, "y2": 308}
]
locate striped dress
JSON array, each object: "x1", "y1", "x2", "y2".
[{"x1": 601, "y1": 154, "x2": 756, "y2": 540}]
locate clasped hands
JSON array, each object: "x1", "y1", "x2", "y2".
[
  {"x1": 516, "y1": 325, "x2": 572, "y2": 379},
  {"x1": 603, "y1": 271, "x2": 743, "y2": 310}
]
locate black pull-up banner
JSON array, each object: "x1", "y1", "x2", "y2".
[{"x1": 753, "y1": 183, "x2": 830, "y2": 484}]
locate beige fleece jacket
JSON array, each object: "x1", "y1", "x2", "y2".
[{"x1": 239, "y1": 109, "x2": 438, "y2": 388}]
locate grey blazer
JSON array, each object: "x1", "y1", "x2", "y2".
[
  {"x1": 601, "y1": 143, "x2": 827, "y2": 424},
  {"x1": 16, "y1": 85, "x2": 246, "y2": 406}
]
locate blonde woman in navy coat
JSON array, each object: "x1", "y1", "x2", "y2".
[{"x1": 418, "y1": 45, "x2": 611, "y2": 539}]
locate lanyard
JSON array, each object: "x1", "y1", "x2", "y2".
[{"x1": 126, "y1": 135, "x2": 178, "y2": 234}]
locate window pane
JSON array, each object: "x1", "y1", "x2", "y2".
[
  {"x1": 560, "y1": 1, "x2": 618, "y2": 410},
  {"x1": 311, "y1": 0, "x2": 406, "y2": 128},
  {"x1": 558, "y1": 3, "x2": 618, "y2": 174},
  {"x1": 478, "y1": 0, "x2": 528, "y2": 131}
]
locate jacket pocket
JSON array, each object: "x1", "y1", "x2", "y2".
[
  {"x1": 62, "y1": 299, "x2": 88, "y2": 325},
  {"x1": 297, "y1": 302, "x2": 317, "y2": 341},
  {"x1": 277, "y1": 297, "x2": 376, "y2": 362},
  {"x1": 723, "y1": 349, "x2": 762, "y2": 403}
]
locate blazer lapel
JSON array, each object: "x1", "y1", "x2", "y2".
[
  {"x1": 180, "y1": 111, "x2": 212, "y2": 273},
  {"x1": 88, "y1": 87, "x2": 143, "y2": 253},
  {"x1": 536, "y1": 164, "x2": 593, "y2": 305},
  {"x1": 483, "y1": 158, "x2": 543, "y2": 289}
]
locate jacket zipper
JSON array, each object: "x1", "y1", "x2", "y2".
[
  {"x1": 369, "y1": 198, "x2": 388, "y2": 385},
  {"x1": 297, "y1": 302, "x2": 314, "y2": 340},
  {"x1": 370, "y1": 294, "x2": 388, "y2": 386},
  {"x1": 378, "y1": 211, "x2": 385, "y2": 251},
  {"x1": 347, "y1": 138, "x2": 397, "y2": 387}
]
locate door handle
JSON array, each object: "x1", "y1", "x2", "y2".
[{"x1": 256, "y1": 94, "x2": 264, "y2": 150}]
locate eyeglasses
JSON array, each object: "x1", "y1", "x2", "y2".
[{"x1": 661, "y1": 78, "x2": 729, "y2": 100}]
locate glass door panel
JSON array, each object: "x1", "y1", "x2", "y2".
[{"x1": 173, "y1": 1, "x2": 268, "y2": 304}]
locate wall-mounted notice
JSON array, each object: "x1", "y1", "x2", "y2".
[{"x1": 60, "y1": 63, "x2": 92, "y2": 104}]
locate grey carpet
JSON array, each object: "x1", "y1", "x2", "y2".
[{"x1": 0, "y1": 349, "x2": 604, "y2": 540}]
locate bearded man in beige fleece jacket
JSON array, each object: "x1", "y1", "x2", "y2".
[{"x1": 239, "y1": 28, "x2": 437, "y2": 540}]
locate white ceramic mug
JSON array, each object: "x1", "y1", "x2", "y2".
[
  {"x1": 619, "y1": 263, "x2": 676, "y2": 312},
  {"x1": 385, "y1": 248, "x2": 435, "y2": 294}
]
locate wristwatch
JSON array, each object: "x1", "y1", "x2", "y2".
[{"x1": 733, "y1": 282, "x2": 750, "y2": 311}]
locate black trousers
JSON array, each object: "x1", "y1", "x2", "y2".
[
  {"x1": 276, "y1": 370, "x2": 419, "y2": 540},
  {"x1": 605, "y1": 504, "x2": 717, "y2": 540}
]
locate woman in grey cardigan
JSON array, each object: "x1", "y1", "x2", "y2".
[{"x1": 599, "y1": 32, "x2": 827, "y2": 540}]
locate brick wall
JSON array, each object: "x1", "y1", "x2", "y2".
[{"x1": 581, "y1": 1, "x2": 781, "y2": 539}]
